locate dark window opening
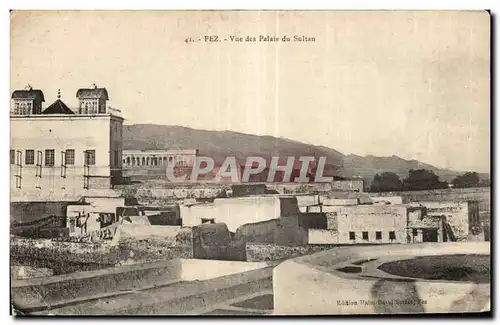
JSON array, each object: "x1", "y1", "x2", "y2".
[
  {"x1": 389, "y1": 231, "x2": 396, "y2": 240},
  {"x1": 10, "y1": 150, "x2": 15, "y2": 164},
  {"x1": 45, "y1": 149, "x2": 55, "y2": 167},
  {"x1": 375, "y1": 231, "x2": 382, "y2": 240},
  {"x1": 65, "y1": 149, "x2": 75, "y2": 165},
  {"x1": 85, "y1": 150, "x2": 96, "y2": 165},
  {"x1": 349, "y1": 232, "x2": 355, "y2": 240},
  {"x1": 362, "y1": 231, "x2": 369, "y2": 240},
  {"x1": 412, "y1": 229, "x2": 418, "y2": 237},
  {"x1": 25, "y1": 149, "x2": 35, "y2": 165},
  {"x1": 423, "y1": 229, "x2": 438, "y2": 242}
]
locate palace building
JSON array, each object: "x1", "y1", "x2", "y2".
[{"x1": 10, "y1": 84, "x2": 124, "y2": 201}]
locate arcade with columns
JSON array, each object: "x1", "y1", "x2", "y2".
[{"x1": 122, "y1": 149, "x2": 198, "y2": 168}]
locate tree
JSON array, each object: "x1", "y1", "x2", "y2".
[
  {"x1": 403, "y1": 169, "x2": 448, "y2": 191},
  {"x1": 452, "y1": 172, "x2": 480, "y2": 188},
  {"x1": 370, "y1": 172, "x2": 403, "y2": 192},
  {"x1": 479, "y1": 178, "x2": 491, "y2": 187}
]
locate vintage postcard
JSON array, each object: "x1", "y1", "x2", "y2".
[{"x1": 9, "y1": 10, "x2": 490, "y2": 316}]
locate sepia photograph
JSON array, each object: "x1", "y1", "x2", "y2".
[{"x1": 8, "y1": 10, "x2": 491, "y2": 316}]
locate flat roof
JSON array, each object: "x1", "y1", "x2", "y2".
[{"x1": 10, "y1": 113, "x2": 124, "y2": 121}]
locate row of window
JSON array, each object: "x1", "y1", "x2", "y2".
[
  {"x1": 13, "y1": 102, "x2": 41, "y2": 115},
  {"x1": 78, "y1": 99, "x2": 106, "y2": 114},
  {"x1": 348, "y1": 231, "x2": 397, "y2": 241},
  {"x1": 123, "y1": 156, "x2": 186, "y2": 166},
  {"x1": 10, "y1": 149, "x2": 96, "y2": 166}
]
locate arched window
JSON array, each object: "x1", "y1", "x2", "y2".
[
  {"x1": 142, "y1": 157, "x2": 146, "y2": 166},
  {"x1": 146, "y1": 157, "x2": 150, "y2": 166},
  {"x1": 126, "y1": 157, "x2": 130, "y2": 165}
]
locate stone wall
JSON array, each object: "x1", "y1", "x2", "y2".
[
  {"x1": 266, "y1": 183, "x2": 332, "y2": 194},
  {"x1": 191, "y1": 223, "x2": 245, "y2": 260},
  {"x1": 117, "y1": 185, "x2": 226, "y2": 202},
  {"x1": 370, "y1": 196, "x2": 404, "y2": 205},
  {"x1": 234, "y1": 215, "x2": 309, "y2": 247},
  {"x1": 245, "y1": 242, "x2": 337, "y2": 262},
  {"x1": 10, "y1": 233, "x2": 193, "y2": 275}
]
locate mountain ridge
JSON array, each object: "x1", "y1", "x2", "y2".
[{"x1": 122, "y1": 124, "x2": 489, "y2": 183}]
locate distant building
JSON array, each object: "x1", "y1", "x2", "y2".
[
  {"x1": 306, "y1": 204, "x2": 456, "y2": 245},
  {"x1": 331, "y1": 179, "x2": 365, "y2": 192},
  {"x1": 122, "y1": 149, "x2": 198, "y2": 168},
  {"x1": 10, "y1": 84, "x2": 124, "y2": 201},
  {"x1": 408, "y1": 200, "x2": 483, "y2": 241}
]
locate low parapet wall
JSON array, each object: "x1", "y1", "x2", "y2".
[
  {"x1": 12, "y1": 258, "x2": 271, "y2": 314},
  {"x1": 12, "y1": 258, "x2": 183, "y2": 311},
  {"x1": 180, "y1": 259, "x2": 269, "y2": 281}
]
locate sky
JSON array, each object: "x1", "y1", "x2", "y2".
[{"x1": 10, "y1": 10, "x2": 490, "y2": 173}]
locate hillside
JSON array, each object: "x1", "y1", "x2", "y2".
[{"x1": 123, "y1": 124, "x2": 486, "y2": 183}]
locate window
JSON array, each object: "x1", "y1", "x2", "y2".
[
  {"x1": 85, "y1": 150, "x2": 96, "y2": 165},
  {"x1": 45, "y1": 149, "x2": 55, "y2": 166},
  {"x1": 349, "y1": 232, "x2": 355, "y2": 240},
  {"x1": 375, "y1": 231, "x2": 382, "y2": 240},
  {"x1": 389, "y1": 231, "x2": 396, "y2": 240},
  {"x1": 114, "y1": 151, "x2": 119, "y2": 166},
  {"x1": 412, "y1": 229, "x2": 418, "y2": 237},
  {"x1": 65, "y1": 149, "x2": 75, "y2": 165},
  {"x1": 25, "y1": 150, "x2": 35, "y2": 165},
  {"x1": 10, "y1": 150, "x2": 15, "y2": 164},
  {"x1": 362, "y1": 231, "x2": 369, "y2": 240}
]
